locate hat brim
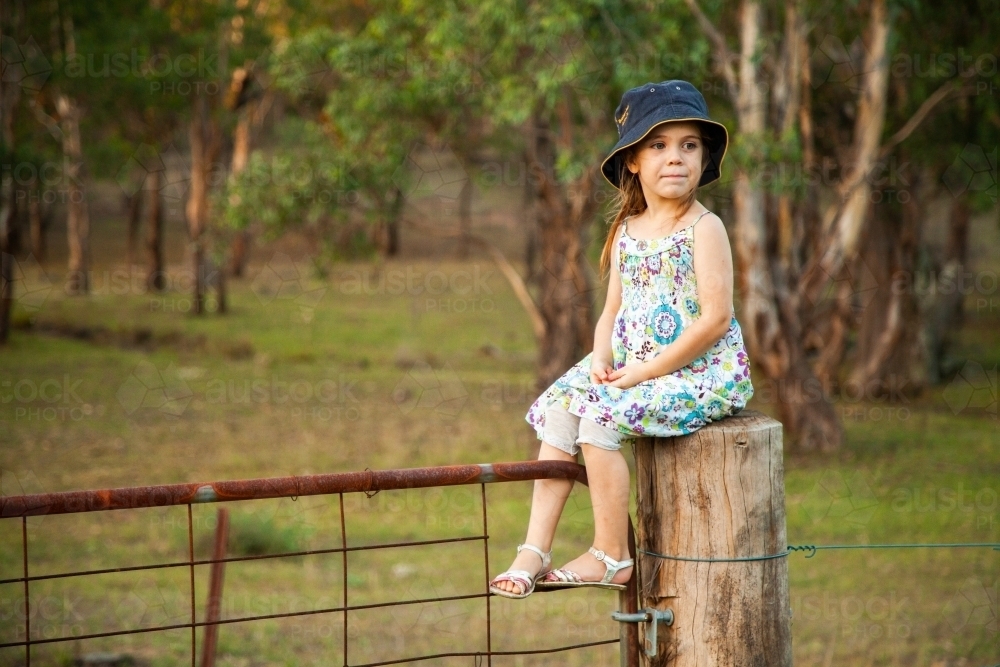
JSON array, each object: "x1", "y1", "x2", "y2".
[{"x1": 600, "y1": 117, "x2": 728, "y2": 190}]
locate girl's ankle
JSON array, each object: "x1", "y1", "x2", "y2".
[{"x1": 592, "y1": 544, "x2": 630, "y2": 561}]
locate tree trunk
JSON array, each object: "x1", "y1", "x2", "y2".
[
  {"x1": 0, "y1": 2, "x2": 19, "y2": 344},
  {"x1": 847, "y1": 163, "x2": 924, "y2": 394},
  {"x1": 226, "y1": 79, "x2": 276, "y2": 277},
  {"x1": 522, "y1": 149, "x2": 539, "y2": 286},
  {"x1": 186, "y1": 91, "x2": 222, "y2": 314},
  {"x1": 457, "y1": 177, "x2": 472, "y2": 259},
  {"x1": 216, "y1": 258, "x2": 227, "y2": 313},
  {"x1": 48, "y1": 8, "x2": 90, "y2": 295},
  {"x1": 527, "y1": 112, "x2": 598, "y2": 391},
  {"x1": 536, "y1": 216, "x2": 585, "y2": 390},
  {"x1": 0, "y1": 195, "x2": 15, "y2": 346},
  {"x1": 187, "y1": 98, "x2": 207, "y2": 314},
  {"x1": 57, "y1": 93, "x2": 90, "y2": 295},
  {"x1": 809, "y1": 277, "x2": 854, "y2": 393},
  {"x1": 228, "y1": 104, "x2": 252, "y2": 277},
  {"x1": 229, "y1": 230, "x2": 251, "y2": 278},
  {"x1": 146, "y1": 168, "x2": 165, "y2": 292},
  {"x1": 28, "y1": 183, "x2": 47, "y2": 263},
  {"x1": 707, "y1": 0, "x2": 894, "y2": 451},
  {"x1": 924, "y1": 195, "x2": 970, "y2": 384},
  {"x1": 727, "y1": 0, "x2": 844, "y2": 451},
  {"x1": 373, "y1": 186, "x2": 403, "y2": 257},
  {"x1": 573, "y1": 249, "x2": 596, "y2": 359},
  {"x1": 126, "y1": 188, "x2": 143, "y2": 268},
  {"x1": 387, "y1": 185, "x2": 402, "y2": 256},
  {"x1": 800, "y1": 0, "x2": 891, "y2": 306}
]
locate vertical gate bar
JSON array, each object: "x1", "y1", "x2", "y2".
[
  {"x1": 339, "y1": 493, "x2": 347, "y2": 667},
  {"x1": 187, "y1": 504, "x2": 196, "y2": 667},
  {"x1": 480, "y1": 484, "x2": 491, "y2": 666},
  {"x1": 21, "y1": 517, "x2": 30, "y2": 667},
  {"x1": 200, "y1": 508, "x2": 229, "y2": 667}
]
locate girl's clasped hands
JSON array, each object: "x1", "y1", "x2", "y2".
[{"x1": 590, "y1": 357, "x2": 652, "y2": 390}]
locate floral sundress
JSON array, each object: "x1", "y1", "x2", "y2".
[{"x1": 525, "y1": 211, "x2": 754, "y2": 442}]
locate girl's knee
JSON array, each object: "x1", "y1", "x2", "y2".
[
  {"x1": 539, "y1": 440, "x2": 578, "y2": 461},
  {"x1": 579, "y1": 442, "x2": 625, "y2": 461}
]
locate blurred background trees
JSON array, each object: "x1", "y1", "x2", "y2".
[{"x1": 1, "y1": 0, "x2": 997, "y2": 452}]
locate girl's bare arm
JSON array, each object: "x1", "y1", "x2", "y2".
[{"x1": 591, "y1": 254, "x2": 624, "y2": 383}]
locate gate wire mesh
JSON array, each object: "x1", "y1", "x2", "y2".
[{"x1": 0, "y1": 460, "x2": 639, "y2": 666}]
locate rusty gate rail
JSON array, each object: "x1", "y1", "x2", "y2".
[
  {"x1": 0, "y1": 460, "x2": 638, "y2": 667},
  {"x1": 0, "y1": 461, "x2": 588, "y2": 517}
]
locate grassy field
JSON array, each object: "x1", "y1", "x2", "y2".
[{"x1": 1, "y1": 241, "x2": 998, "y2": 666}]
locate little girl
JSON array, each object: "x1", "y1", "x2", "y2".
[{"x1": 490, "y1": 80, "x2": 754, "y2": 598}]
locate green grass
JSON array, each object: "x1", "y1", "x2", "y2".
[{"x1": 1, "y1": 254, "x2": 997, "y2": 667}]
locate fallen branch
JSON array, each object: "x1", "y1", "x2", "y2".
[{"x1": 402, "y1": 218, "x2": 547, "y2": 341}]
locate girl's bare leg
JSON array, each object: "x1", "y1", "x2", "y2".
[
  {"x1": 491, "y1": 441, "x2": 576, "y2": 594},
  {"x1": 547, "y1": 443, "x2": 632, "y2": 584}
]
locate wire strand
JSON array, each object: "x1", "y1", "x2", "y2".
[{"x1": 639, "y1": 542, "x2": 1000, "y2": 562}]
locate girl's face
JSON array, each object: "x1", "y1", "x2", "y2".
[{"x1": 625, "y1": 121, "x2": 706, "y2": 201}]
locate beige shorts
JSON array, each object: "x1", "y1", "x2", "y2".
[{"x1": 540, "y1": 404, "x2": 633, "y2": 456}]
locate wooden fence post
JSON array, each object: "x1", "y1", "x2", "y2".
[
  {"x1": 632, "y1": 410, "x2": 791, "y2": 665},
  {"x1": 619, "y1": 518, "x2": 640, "y2": 667}
]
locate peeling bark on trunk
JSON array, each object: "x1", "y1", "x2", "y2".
[
  {"x1": 801, "y1": 0, "x2": 890, "y2": 306},
  {"x1": 699, "y1": 0, "x2": 895, "y2": 451},
  {"x1": 726, "y1": 0, "x2": 844, "y2": 451},
  {"x1": 848, "y1": 164, "x2": 924, "y2": 394},
  {"x1": 810, "y1": 278, "x2": 854, "y2": 392}
]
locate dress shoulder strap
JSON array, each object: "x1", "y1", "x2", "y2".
[
  {"x1": 679, "y1": 209, "x2": 712, "y2": 236},
  {"x1": 690, "y1": 209, "x2": 712, "y2": 227}
]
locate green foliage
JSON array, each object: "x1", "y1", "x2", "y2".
[
  {"x1": 221, "y1": 118, "x2": 354, "y2": 235},
  {"x1": 225, "y1": 0, "x2": 703, "y2": 254},
  {"x1": 225, "y1": 509, "x2": 317, "y2": 557}
]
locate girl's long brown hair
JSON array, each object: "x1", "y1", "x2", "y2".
[{"x1": 598, "y1": 131, "x2": 711, "y2": 280}]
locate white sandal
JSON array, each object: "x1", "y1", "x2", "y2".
[
  {"x1": 535, "y1": 546, "x2": 634, "y2": 591},
  {"x1": 488, "y1": 543, "x2": 552, "y2": 599}
]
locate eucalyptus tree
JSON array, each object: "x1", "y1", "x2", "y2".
[{"x1": 680, "y1": 0, "x2": 996, "y2": 450}]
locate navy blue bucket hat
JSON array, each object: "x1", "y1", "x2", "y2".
[{"x1": 601, "y1": 80, "x2": 728, "y2": 189}]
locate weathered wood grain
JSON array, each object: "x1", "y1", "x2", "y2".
[{"x1": 633, "y1": 410, "x2": 791, "y2": 666}]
